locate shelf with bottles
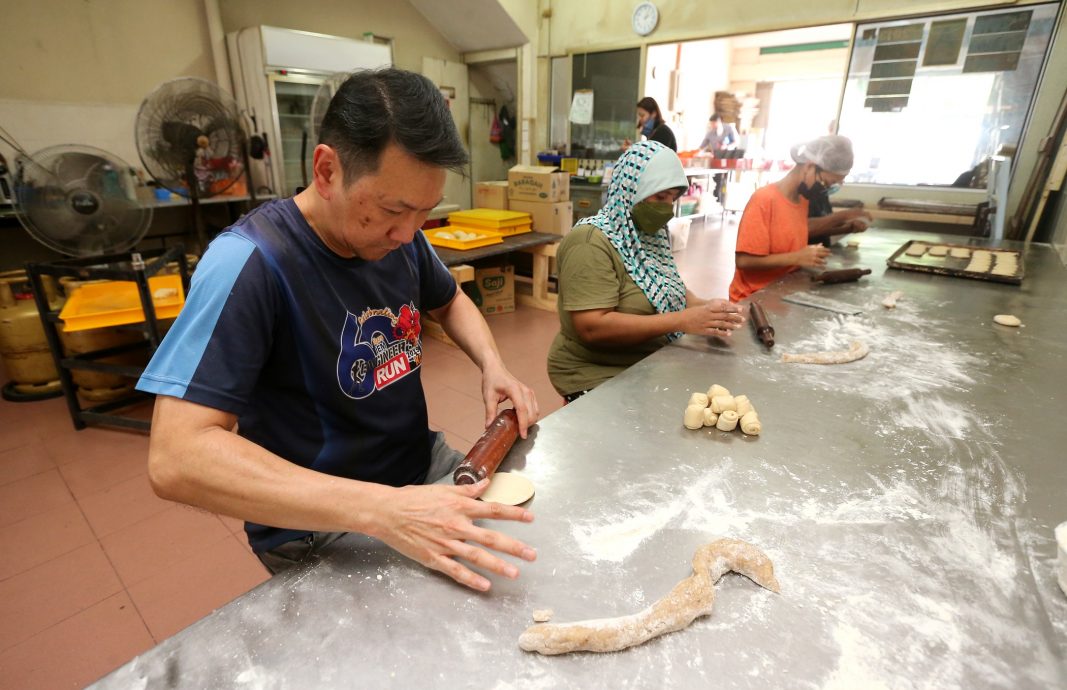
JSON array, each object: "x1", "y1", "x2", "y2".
[{"x1": 568, "y1": 158, "x2": 614, "y2": 186}]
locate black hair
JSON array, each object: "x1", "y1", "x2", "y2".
[
  {"x1": 636, "y1": 97, "x2": 664, "y2": 127},
  {"x1": 709, "y1": 113, "x2": 722, "y2": 122},
  {"x1": 318, "y1": 68, "x2": 469, "y2": 185}
]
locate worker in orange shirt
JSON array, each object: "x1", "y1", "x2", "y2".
[{"x1": 729, "y1": 135, "x2": 872, "y2": 301}]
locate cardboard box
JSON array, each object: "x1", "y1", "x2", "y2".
[
  {"x1": 507, "y1": 165, "x2": 570, "y2": 202},
  {"x1": 462, "y1": 265, "x2": 515, "y2": 315},
  {"x1": 508, "y1": 199, "x2": 574, "y2": 236},
  {"x1": 474, "y1": 181, "x2": 509, "y2": 210}
]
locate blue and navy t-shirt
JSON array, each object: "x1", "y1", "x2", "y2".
[{"x1": 137, "y1": 198, "x2": 457, "y2": 552}]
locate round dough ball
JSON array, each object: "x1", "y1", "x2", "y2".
[
  {"x1": 993, "y1": 314, "x2": 1021, "y2": 327},
  {"x1": 688, "y1": 392, "x2": 710, "y2": 408},
  {"x1": 740, "y1": 411, "x2": 761, "y2": 436},
  {"x1": 710, "y1": 395, "x2": 737, "y2": 414},
  {"x1": 715, "y1": 410, "x2": 739, "y2": 432},
  {"x1": 683, "y1": 404, "x2": 705, "y2": 430},
  {"x1": 702, "y1": 408, "x2": 718, "y2": 427},
  {"x1": 734, "y1": 395, "x2": 753, "y2": 417},
  {"x1": 846, "y1": 240, "x2": 860, "y2": 249},
  {"x1": 434, "y1": 231, "x2": 456, "y2": 240},
  {"x1": 707, "y1": 384, "x2": 730, "y2": 399},
  {"x1": 481, "y1": 472, "x2": 535, "y2": 505}
]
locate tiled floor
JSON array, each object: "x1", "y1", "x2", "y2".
[{"x1": 0, "y1": 214, "x2": 735, "y2": 688}]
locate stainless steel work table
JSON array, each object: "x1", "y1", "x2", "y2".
[{"x1": 93, "y1": 229, "x2": 1067, "y2": 688}]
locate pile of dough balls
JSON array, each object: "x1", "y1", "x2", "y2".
[
  {"x1": 434, "y1": 229, "x2": 482, "y2": 242},
  {"x1": 682, "y1": 384, "x2": 761, "y2": 436}
]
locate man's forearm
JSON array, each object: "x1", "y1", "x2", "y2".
[
  {"x1": 148, "y1": 397, "x2": 391, "y2": 537},
  {"x1": 807, "y1": 215, "x2": 845, "y2": 239}
]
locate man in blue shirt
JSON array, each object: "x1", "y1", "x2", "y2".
[{"x1": 138, "y1": 68, "x2": 539, "y2": 592}]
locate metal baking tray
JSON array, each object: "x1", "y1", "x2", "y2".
[{"x1": 886, "y1": 240, "x2": 1023, "y2": 285}]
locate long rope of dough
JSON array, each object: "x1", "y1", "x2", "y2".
[
  {"x1": 780, "y1": 340, "x2": 869, "y2": 365},
  {"x1": 518, "y1": 538, "x2": 780, "y2": 655}
]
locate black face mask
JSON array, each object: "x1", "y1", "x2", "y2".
[{"x1": 798, "y1": 181, "x2": 828, "y2": 201}]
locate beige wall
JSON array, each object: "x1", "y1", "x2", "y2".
[
  {"x1": 1, "y1": 0, "x2": 215, "y2": 104},
  {"x1": 0, "y1": 0, "x2": 463, "y2": 172},
  {"x1": 545, "y1": 0, "x2": 1023, "y2": 53},
  {"x1": 218, "y1": 0, "x2": 463, "y2": 72}
]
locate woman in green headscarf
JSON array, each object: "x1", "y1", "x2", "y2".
[{"x1": 547, "y1": 141, "x2": 744, "y2": 402}]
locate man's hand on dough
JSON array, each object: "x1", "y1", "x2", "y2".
[{"x1": 369, "y1": 480, "x2": 536, "y2": 592}]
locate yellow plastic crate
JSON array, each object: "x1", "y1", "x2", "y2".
[
  {"x1": 447, "y1": 209, "x2": 532, "y2": 232},
  {"x1": 59, "y1": 274, "x2": 185, "y2": 332},
  {"x1": 426, "y1": 227, "x2": 504, "y2": 251}
]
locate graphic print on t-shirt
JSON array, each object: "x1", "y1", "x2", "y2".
[{"x1": 336, "y1": 303, "x2": 423, "y2": 399}]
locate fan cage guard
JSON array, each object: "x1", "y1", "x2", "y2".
[
  {"x1": 135, "y1": 76, "x2": 247, "y2": 198},
  {"x1": 13, "y1": 144, "x2": 153, "y2": 257}
]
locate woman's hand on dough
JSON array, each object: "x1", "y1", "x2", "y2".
[
  {"x1": 481, "y1": 360, "x2": 539, "y2": 438},
  {"x1": 370, "y1": 481, "x2": 536, "y2": 592},
  {"x1": 793, "y1": 245, "x2": 831, "y2": 268},
  {"x1": 677, "y1": 299, "x2": 745, "y2": 337}
]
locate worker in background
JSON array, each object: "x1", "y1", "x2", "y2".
[
  {"x1": 698, "y1": 114, "x2": 739, "y2": 203},
  {"x1": 137, "y1": 68, "x2": 539, "y2": 592},
  {"x1": 548, "y1": 140, "x2": 743, "y2": 402},
  {"x1": 730, "y1": 134, "x2": 873, "y2": 301},
  {"x1": 623, "y1": 97, "x2": 677, "y2": 152}
]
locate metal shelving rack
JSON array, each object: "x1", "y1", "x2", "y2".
[{"x1": 26, "y1": 245, "x2": 190, "y2": 432}]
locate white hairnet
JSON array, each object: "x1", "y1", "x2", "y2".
[{"x1": 790, "y1": 135, "x2": 854, "y2": 175}]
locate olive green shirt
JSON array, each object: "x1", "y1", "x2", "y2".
[{"x1": 547, "y1": 224, "x2": 669, "y2": 396}]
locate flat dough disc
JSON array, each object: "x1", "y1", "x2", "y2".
[
  {"x1": 481, "y1": 472, "x2": 535, "y2": 505},
  {"x1": 993, "y1": 314, "x2": 1021, "y2": 327}
]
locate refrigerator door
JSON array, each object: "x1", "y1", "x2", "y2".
[{"x1": 268, "y1": 74, "x2": 323, "y2": 196}]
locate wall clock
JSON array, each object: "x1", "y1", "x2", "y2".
[{"x1": 632, "y1": 2, "x2": 659, "y2": 37}]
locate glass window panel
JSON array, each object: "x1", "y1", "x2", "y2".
[
  {"x1": 923, "y1": 19, "x2": 967, "y2": 66},
  {"x1": 838, "y1": 3, "x2": 1057, "y2": 186}
]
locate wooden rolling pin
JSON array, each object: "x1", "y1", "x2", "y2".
[
  {"x1": 811, "y1": 268, "x2": 872, "y2": 284},
  {"x1": 453, "y1": 409, "x2": 520, "y2": 485},
  {"x1": 749, "y1": 302, "x2": 775, "y2": 348}
]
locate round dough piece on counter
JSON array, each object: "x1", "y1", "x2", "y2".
[
  {"x1": 993, "y1": 314, "x2": 1021, "y2": 327},
  {"x1": 532, "y1": 609, "x2": 554, "y2": 623},
  {"x1": 481, "y1": 472, "x2": 535, "y2": 505},
  {"x1": 740, "y1": 411, "x2": 761, "y2": 436},
  {"x1": 707, "y1": 384, "x2": 730, "y2": 399},
  {"x1": 734, "y1": 395, "x2": 753, "y2": 417},
  {"x1": 710, "y1": 395, "x2": 737, "y2": 414},
  {"x1": 688, "y1": 392, "x2": 710, "y2": 408},
  {"x1": 702, "y1": 408, "x2": 719, "y2": 427},
  {"x1": 927, "y1": 245, "x2": 949, "y2": 257},
  {"x1": 716, "y1": 410, "x2": 739, "y2": 432},
  {"x1": 846, "y1": 239, "x2": 860, "y2": 249},
  {"x1": 683, "y1": 404, "x2": 706, "y2": 430}
]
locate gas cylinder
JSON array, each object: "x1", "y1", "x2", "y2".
[{"x1": 0, "y1": 271, "x2": 62, "y2": 401}]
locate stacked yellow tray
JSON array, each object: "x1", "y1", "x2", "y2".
[
  {"x1": 426, "y1": 227, "x2": 503, "y2": 251},
  {"x1": 59, "y1": 274, "x2": 185, "y2": 332},
  {"x1": 447, "y1": 208, "x2": 532, "y2": 237}
]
